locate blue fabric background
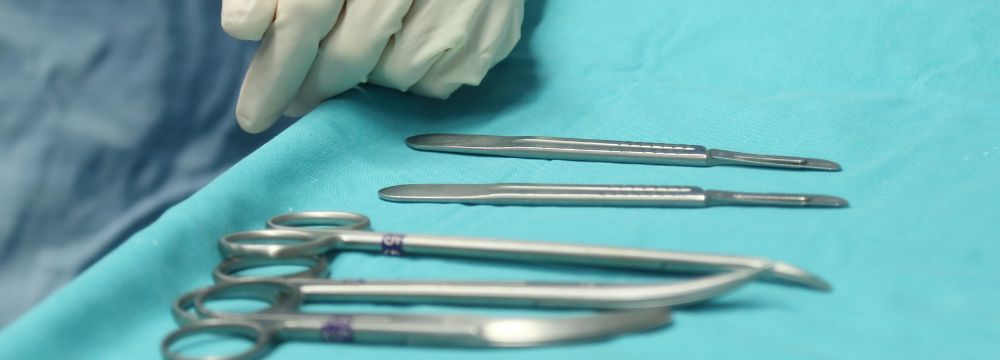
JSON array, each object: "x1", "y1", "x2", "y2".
[
  {"x1": 2, "y1": 0, "x2": 999, "y2": 358},
  {"x1": 0, "y1": 0, "x2": 287, "y2": 325}
]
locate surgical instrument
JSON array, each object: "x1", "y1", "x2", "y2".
[
  {"x1": 406, "y1": 134, "x2": 842, "y2": 171},
  {"x1": 193, "y1": 270, "x2": 763, "y2": 312},
  {"x1": 379, "y1": 183, "x2": 848, "y2": 208},
  {"x1": 163, "y1": 308, "x2": 669, "y2": 360},
  {"x1": 218, "y1": 211, "x2": 832, "y2": 291},
  {"x1": 169, "y1": 260, "x2": 736, "y2": 359},
  {"x1": 174, "y1": 274, "x2": 757, "y2": 333},
  {"x1": 166, "y1": 277, "x2": 682, "y2": 359}
]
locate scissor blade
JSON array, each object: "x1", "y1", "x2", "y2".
[
  {"x1": 771, "y1": 262, "x2": 833, "y2": 291},
  {"x1": 270, "y1": 310, "x2": 669, "y2": 347},
  {"x1": 284, "y1": 268, "x2": 764, "y2": 308},
  {"x1": 476, "y1": 307, "x2": 670, "y2": 346},
  {"x1": 341, "y1": 308, "x2": 671, "y2": 347}
]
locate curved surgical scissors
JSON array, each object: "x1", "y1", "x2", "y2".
[
  {"x1": 163, "y1": 282, "x2": 672, "y2": 360},
  {"x1": 217, "y1": 211, "x2": 831, "y2": 291},
  {"x1": 182, "y1": 270, "x2": 763, "y2": 325}
]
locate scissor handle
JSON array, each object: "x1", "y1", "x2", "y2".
[
  {"x1": 213, "y1": 255, "x2": 330, "y2": 283},
  {"x1": 220, "y1": 229, "x2": 332, "y2": 258},
  {"x1": 193, "y1": 280, "x2": 304, "y2": 320},
  {"x1": 172, "y1": 281, "x2": 303, "y2": 326},
  {"x1": 172, "y1": 289, "x2": 203, "y2": 326},
  {"x1": 267, "y1": 211, "x2": 371, "y2": 231},
  {"x1": 161, "y1": 318, "x2": 273, "y2": 360}
]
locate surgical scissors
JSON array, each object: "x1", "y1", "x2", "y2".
[
  {"x1": 185, "y1": 270, "x2": 763, "y2": 317},
  {"x1": 218, "y1": 211, "x2": 831, "y2": 291},
  {"x1": 164, "y1": 287, "x2": 671, "y2": 360},
  {"x1": 378, "y1": 183, "x2": 848, "y2": 208},
  {"x1": 406, "y1": 134, "x2": 842, "y2": 171}
]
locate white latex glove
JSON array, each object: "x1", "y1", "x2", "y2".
[{"x1": 221, "y1": 0, "x2": 524, "y2": 133}]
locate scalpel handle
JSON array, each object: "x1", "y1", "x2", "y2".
[
  {"x1": 406, "y1": 134, "x2": 711, "y2": 166},
  {"x1": 378, "y1": 184, "x2": 710, "y2": 207}
]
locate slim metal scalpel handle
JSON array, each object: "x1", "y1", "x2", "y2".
[
  {"x1": 406, "y1": 134, "x2": 841, "y2": 171},
  {"x1": 378, "y1": 184, "x2": 849, "y2": 208}
]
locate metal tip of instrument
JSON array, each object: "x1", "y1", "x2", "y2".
[
  {"x1": 770, "y1": 262, "x2": 833, "y2": 292},
  {"x1": 707, "y1": 149, "x2": 841, "y2": 171},
  {"x1": 803, "y1": 194, "x2": 850, "y2": 208},
  {"x1": 406, "y1": 134, "x2": 437, "y2": 146},
  {"x1": 407, "y1": 134, "x2": 494, "y2": 149},
  {"x1": 379, "y1": 184, "x2": 455, "y2": 202},
  {"x1": 705, "y1": 190, "x2": 849, "y2": 208},
  {"x1": 380, "y1": 184, "x2": 509, "y2": 203},
  {"x1": 666, "y1": 267, "x2": 769, "y2": 305}
]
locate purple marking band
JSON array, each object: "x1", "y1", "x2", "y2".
[
  {"x1": 381, "y1": 234, "x2": 404, "y2": 256},
  {"x1": 321, "y1": 316, "x2": 354, "y2": 342}
]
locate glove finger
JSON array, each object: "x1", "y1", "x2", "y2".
[
  {"x1": 285, "y1": 0, "x2": 413, "y2": 117},
  {"x1": 368, "y1": 0, "x2": 489, "y2": 92},
  {"x1": 236, "y1": 0, "x2": 345, "y2": 133},
  {"x1": 221, "y1": 0, "x2": 278, "y2": 41},
  {"x1": 410, "y1": 0, "x2": 524, "y2": 98}
]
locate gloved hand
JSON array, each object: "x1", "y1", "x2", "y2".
[{"x1": 221, "y1": 0, "x2": 525, "y2": 133}]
